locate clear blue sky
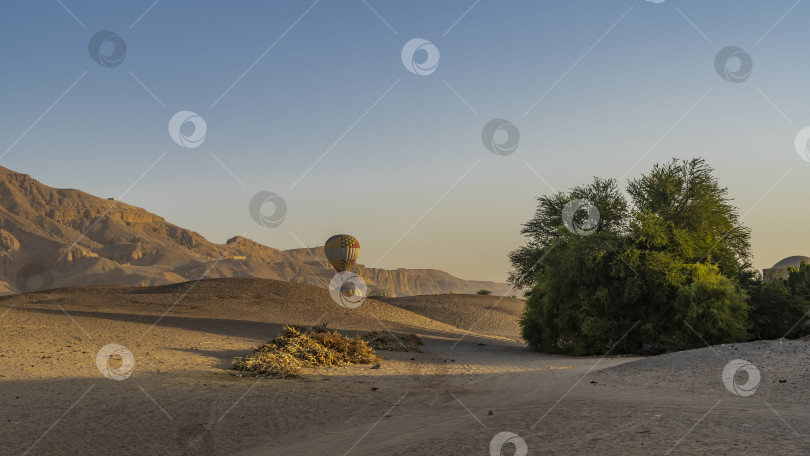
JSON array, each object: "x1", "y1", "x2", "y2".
[{"x1": 1, "y1": 1, "x2": 808, "y2": 282}]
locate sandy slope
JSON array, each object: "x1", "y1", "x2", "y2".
[
  {"x1": 0, "y1": 279, "x2": 808, "y2": 455},
  {"x1": 378, "y1": 294, "x2": 524, "y2": 342}
]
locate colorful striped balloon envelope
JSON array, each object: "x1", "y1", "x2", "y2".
[{"x1": 324, "y1": 234, "x2": 360, "y2": 272}]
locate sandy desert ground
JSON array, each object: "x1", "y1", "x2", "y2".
[{"x1": 0, "y1": 278, "x2": 808, "y2": 455}]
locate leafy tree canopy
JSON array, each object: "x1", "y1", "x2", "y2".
[{"x1": 512, "y1": 158, "x2": 756, "y2": 355}]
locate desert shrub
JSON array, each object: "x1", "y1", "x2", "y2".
[
  {"x1": 361, "y1": 331, "x2": 422, "y2": 352},
  {"x1": 232, "y1": 325, "x2": 379, "y2": 378},
  {"x1": 476, "y1": 289, "x2": 492, "y2": 295}
]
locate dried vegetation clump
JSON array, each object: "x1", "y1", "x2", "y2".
[{"x1": 232, "y1": 325, "x2": 380, "y2": 378}]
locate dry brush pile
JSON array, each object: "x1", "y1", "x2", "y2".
[
  {"x1": 232, "y1": 325, "x2": 379, "y2": 378},
  {"x1": 232, "y1": 325, "x2": 423, "y2": 378}
]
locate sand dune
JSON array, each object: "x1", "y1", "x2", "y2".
[
  {"x1": 591, "y1": 340, "x2": 810, "y2": 402},
  {"x1": 379, "y1": 294, "x2": 524, "y2": 342},
  {"x1": 1, "y1": 279, "x2": 807, "y2": 455}
]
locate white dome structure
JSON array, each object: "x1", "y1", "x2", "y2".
[{"x1": 763, "y1": 256, "x2": 810, "y2": 280}]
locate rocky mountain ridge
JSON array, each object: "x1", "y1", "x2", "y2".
[{"x1": 0, "y1": 166, "x2": 511, "y2": 296}]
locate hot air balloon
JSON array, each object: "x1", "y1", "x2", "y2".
[
  {"x1": 340, "y1": 281, "x2": 363, "y2": 297},
  {"x1": 324, "y1": 234, "x2": 360, "y2": 272}
]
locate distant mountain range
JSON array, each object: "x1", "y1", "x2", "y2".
[{"x1": 0, "y1": 167, "x2": 511, "y2": 296}]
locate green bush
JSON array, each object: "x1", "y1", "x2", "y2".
[{"x1": 476, "y1": 289, "x2": 492, "y2": 295}]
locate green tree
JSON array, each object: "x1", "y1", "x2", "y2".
[
  {"x1": 513, "y1": 158, "x2": 752, "y2": 355},
  {"x1": 519, "y1": 229, "x2": 642, "y2": 355},
  {"x1": 669, "y1": 263, "x2": 749, "y2": 350},
  {"x1": 626, "y1": 158, "x2": 752, "y2": 283},
  {"x1": 508, "y1": 177, "x2": 628, "y2": 289},
  {"x1": 748, "y1": 263, "x2": 810, "y2": 340}
]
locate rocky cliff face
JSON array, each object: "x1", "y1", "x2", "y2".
[{"x1": 0, "y1": 166, "x2": 511, "y2": 296}]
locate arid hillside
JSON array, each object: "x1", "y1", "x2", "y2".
[{"x1": 0, "y1": 167, "x2": 511, "y2": 296}]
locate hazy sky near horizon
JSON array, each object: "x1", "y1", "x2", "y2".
[{"x1": 1, "y1": 1, "x2": 809, "y2": 283}]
